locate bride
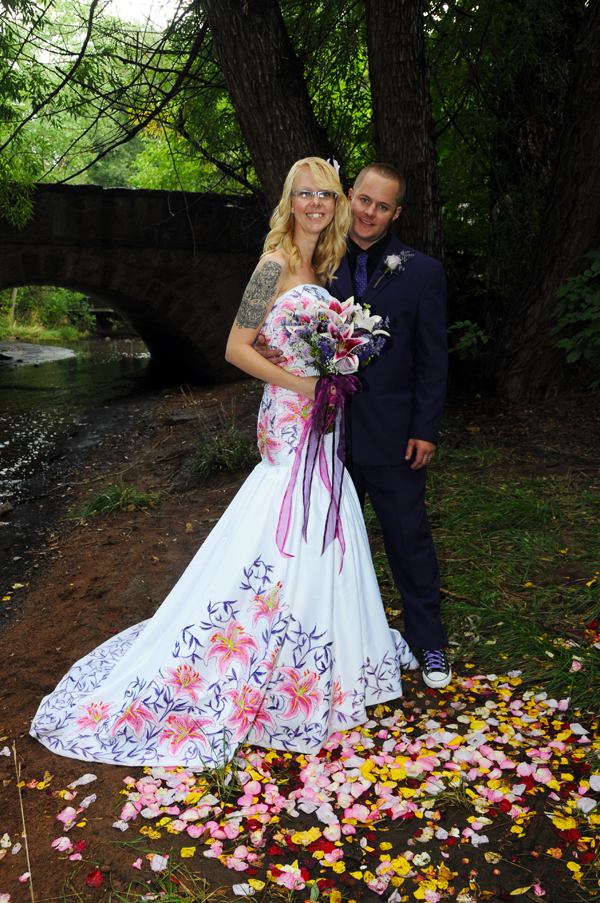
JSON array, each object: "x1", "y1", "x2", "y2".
[{"x1": 30, "y1": 158, "x2": 417, "y2": 768}]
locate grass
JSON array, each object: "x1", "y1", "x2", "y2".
[
  {"x1": 174, "y1": 387, "x2": 260, "y2": 488},
  {"x1": 0, "y1": 313, "x2": 88, "y2": 342},
  {"x1": 190, "y1": 427, "x2": 259, "y2": 484},
  {"x1": 72, "y1": 479, "x2": 163, "y2": 519},
  {"x1": 366, "y1": 436, "x2": 600, "y2": 712},
  {"x1": 107, "y1": 862, "x2": 215, "y2": 902}
]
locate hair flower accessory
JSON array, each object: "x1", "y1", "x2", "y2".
[{"x1": 373, "y1": 250, "x2": 414, "y2": 288}]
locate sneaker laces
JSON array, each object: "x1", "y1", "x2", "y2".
[{"x1": 422, "y1": 649, "x2": 449, "y2": 672}]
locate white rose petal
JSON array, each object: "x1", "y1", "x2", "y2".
[
  {"x1": 67, "y1": 774, "x2": 97, "y2": 789},
  {"x1": 576, "y1": 797, "x2": 597, "y2": 814},
  {"x1": 570, "y1": 723, "x2": 589, "y2": 735}
]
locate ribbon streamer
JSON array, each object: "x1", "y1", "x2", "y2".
[{"x1": 276, "y1": 374, "x2": 361, "y2": 566}]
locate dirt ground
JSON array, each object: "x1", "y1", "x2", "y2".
[{"x1": 1, "y1": 376, "x2": 600, "y2": 903}]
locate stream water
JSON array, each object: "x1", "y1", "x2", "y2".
[{"x1": 0, "y1": 338, "x2": 167, "y2": 499}]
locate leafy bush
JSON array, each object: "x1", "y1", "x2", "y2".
[
  {"x1": 551, "y1": 251, "x2": 600, "y2": 385},
  {"x1": 447, "y1": 319, "x2": 493, "y2": 360},
  {"x1": 0, "y1": 285, "x2": 96, "y2": 337}
]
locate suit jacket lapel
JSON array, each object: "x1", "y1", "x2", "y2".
[{"x1": 330, "y1": 256, "x2": 354, "y2": 302}]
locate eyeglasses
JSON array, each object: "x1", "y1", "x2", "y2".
[{"x1": 291, "y1": 190, "x2": 337, "y2": 201}]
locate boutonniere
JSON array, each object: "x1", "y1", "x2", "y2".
[{"x1": 373, "y1": 251, "x2": 414, "y2": 289}]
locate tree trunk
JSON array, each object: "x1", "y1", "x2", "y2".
[
  {"x1": 495, "y1": 0, "x2": 600, "y2": 400},
  {"x1": 365, "y1": 0, "x2": 444, "y2": 261},
  {"x1": 200, "y1": 0, "x2": 335, "y2": 211},
  {"x1": 9, "y1": 287, "x2": 17, "y2": 318}
]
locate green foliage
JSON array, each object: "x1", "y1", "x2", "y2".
[
  {"x1": 551, "y1": 251, "x2": 600, "y2": 384},
  {"x1": 127, "y1": 131, "x2": 216, "y2": 192},
  {"x1": 282, "y1": 0, "x2": 374, "y2": 177},
  {"x1": 0, "y1": 168, "x2": 35, "y2": 227},
  {"x1": 86, "y1": 130, "x2": 147, "y2": 188},
  {"x1": 74, "y1": 480, "x2": 163, "y2": 519},
  {"x1": 191, "y1": 428, "x2": 259, "y2": 485},
  {"x1": 430, "y1": 0, "x2": 584, "y2": 322},
  {"x1": 0, "y1": 285, "x2": 95, "y2": 331},
  {"x1": 447, "y1": 319, "x2": 493, "y2": 360}
]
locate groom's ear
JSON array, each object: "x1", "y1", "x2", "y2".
[
  {"x1": 348, "y1": 188, "x2": 354, "y2": 201},
  {"x1": 392, "y1": 205, "x2": 402, "y2": 222}
]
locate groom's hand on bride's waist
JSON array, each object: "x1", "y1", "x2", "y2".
[{"x1": 254, "y1": 334, "x2": 286, "y2": 365}]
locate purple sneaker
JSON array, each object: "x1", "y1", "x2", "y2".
[{"x1": 421, "y1": 649, "x2": 452, "y2": 689}]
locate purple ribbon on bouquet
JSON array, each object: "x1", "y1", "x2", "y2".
[{"x1": 276, "y1": 374, "x2": 362, "y2": 566}]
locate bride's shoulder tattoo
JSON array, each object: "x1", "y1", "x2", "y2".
[{"x1": 236, "y1": 261, "x2": 282, "y2": 328}]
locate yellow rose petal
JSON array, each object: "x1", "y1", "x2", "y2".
[{"x1": 180, "y1": 847, "x2": 195, "y2": 858}]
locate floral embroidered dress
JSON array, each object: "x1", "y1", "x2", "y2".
[{"x1": 30, "y1": 284, "x2": 416, "y2": 767}]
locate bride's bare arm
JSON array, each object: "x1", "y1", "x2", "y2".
[{"x1": 225, "y1": 258, "x2": 318, "y2": 401}]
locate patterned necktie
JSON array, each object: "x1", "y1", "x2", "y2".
[{"x1": 352, "y1": 251, "x2": 369, "y2": 301}]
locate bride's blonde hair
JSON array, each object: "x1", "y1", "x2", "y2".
[{"x1": 262, "y1": 157, "x2": 351, "y2": 281}]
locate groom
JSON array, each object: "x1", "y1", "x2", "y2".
[
  {"x1": 328, "y1": 163, "x2": 450, "y2": 689},
  {"x1": 258, "y1": 162, "x2": 451, "y2": 689}
]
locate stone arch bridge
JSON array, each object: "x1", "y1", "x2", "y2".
[{"x1": 0, "y1": 184, "x2": 268, "y2": 380}]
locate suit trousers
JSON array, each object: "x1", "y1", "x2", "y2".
[{"x1": 348, "y1": 459, "x2": 448, "y2": 650}]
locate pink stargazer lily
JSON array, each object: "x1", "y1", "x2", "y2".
[
  {"x1": 224, "y1": 684, "x2": 275, "y2": 742},
  {"x1": 111, "y1": 698, "x2": 159, "y2": 738},
  {"x1": 162, "y1": 661, "x2": 207, "y2": 704},
  {"x1": 158, "y1": 713, "x2": 213, "y2": 755},
  {"x1": 249, "y1": 581, "x2": 288, "y2": 627},
  {"x1": 331, "y1": 680, "x2": 348, "y2": 711},
  {"x1": 205, "y1": 621, "x2": 259, "y2": 677},
  {"x1": 276, "y1": 667, "x2": 324, "y2": 720},
  {"x1": 75, "y1": 701, "x2": 113, "y2": 732},
  {"x1": 257, "y1": 423, "x2": 285, "y2": 465},
  {"x1": 272, "y1": 398, "x2": 313, "y2": 431}
]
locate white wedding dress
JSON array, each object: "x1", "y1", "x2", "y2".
[{"x1": 30, "y1": 285, "x2": 416, "y2": 767}]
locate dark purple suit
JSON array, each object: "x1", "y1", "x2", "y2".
[{"x1": 329, "y1": 234, "x2": 448, "y2": 649}]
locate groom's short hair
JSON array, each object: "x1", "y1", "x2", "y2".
[{"x1": 353, "y1": 163, "x2": 406, "y2": 205}]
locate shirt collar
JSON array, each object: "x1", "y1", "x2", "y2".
[{"x1": 347, "y1": 232, "x2": 393, "y2": 268}]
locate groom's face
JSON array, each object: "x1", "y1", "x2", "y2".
[{"x1": 348, "y1": 172, "x2": 402, "y2": 249}]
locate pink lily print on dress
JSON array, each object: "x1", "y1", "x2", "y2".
[
  {"x1": 223, "y1": 684, "x2": 276, "y2": 742},
  {"x1": 330, "y1": 680, "x2": 349, "y2": 713},
  {"x1": 257, "y1": 421, "x2": 285, "y2": 465},
  {"x1": 110, "y1": 697, "x2": 159, "y2": 738},
  {"x1": 162, "y1": 660, "x2": 207, "y2": 704},
  {"x1": 276, "y1": 667, "x2": 324, "y2": 720},
  {"x1": 158, "y1": 713, "x2": 214, "y2": 755},
  {"x1": 272, "y1": 397, "x2": 312, "y2": 432},
  {"x1": 75, "y1": 701, "x2": 113, "y2": 732},
  {"x1": 249, "y1": 580, "x2": 288, "y2": 627},
  {"x1": 254, "y1": 646, "x2": 282, "y2": 681},
  {"x1": 205, "y1": 621, "x2": 260, "y2": 678}
]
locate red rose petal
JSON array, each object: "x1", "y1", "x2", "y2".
[{"x1": 86, "y1": 869, "x2": 104, "y2": 888}]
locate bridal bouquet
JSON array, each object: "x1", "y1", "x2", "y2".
[
  {"x1": 277, "y1": 295, "x2": 389, "y2": 564},
  {"x1": 283, "y1": 295, "x2": 389, "y2": 376}
]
